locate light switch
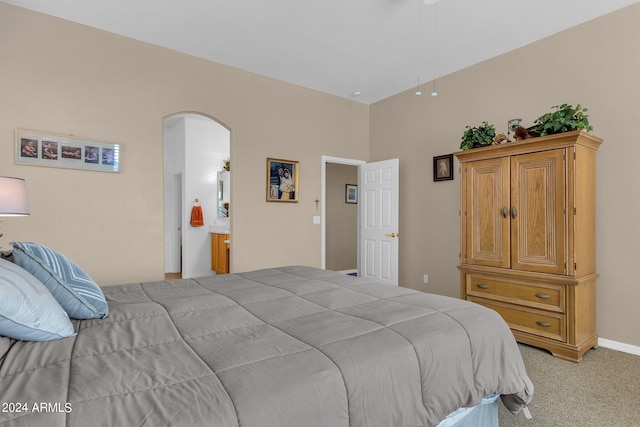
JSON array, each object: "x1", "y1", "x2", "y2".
[{"x1": 313, "y1": 216, "x2": 321, "y2": 225}]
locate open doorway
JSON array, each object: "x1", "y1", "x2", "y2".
[
  {"x1": 163, "y1": 113, "x2": 230, "y2": 279},
  {"x1": 326, "y1": 163, "x2": 358, "y2": 273},
  {"x1": 321, "y1": 156, "x2": 366, "y2": 274}
]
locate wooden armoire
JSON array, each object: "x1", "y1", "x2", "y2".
[{"x1": 454, "y1": 130, "x2": 602, "y2": 362}]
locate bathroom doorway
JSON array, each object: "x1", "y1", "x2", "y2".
[{"x1": 163, "y1": 113, "x2": 230, "y2": 278}]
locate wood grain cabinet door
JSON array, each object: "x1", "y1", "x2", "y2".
[
  {"x1": 211, "y1": 234, "x2": 219, "y2": 271},
  {"x1": 464, "y1": 157, "x2": 510, "y2": 268},
  {"x1": 510, "y1": 149, "x2": 566, "y2": 274}
]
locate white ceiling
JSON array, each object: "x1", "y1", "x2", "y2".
[{"x1": 3, "y1": 0, "x2": 638, "y2": 104}]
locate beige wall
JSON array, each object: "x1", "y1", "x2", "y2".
[
  {"x1": 326, "y1": 163, "x2": 357, "y2": 271},
  {"x1": 0, "y1": 3, "x2": 369, "y2": 285},
  {"x1": 370, "y1": 4, "x2": 640, "y2": 347},
  {"x1": 2, "y1": 2, "x2": 639, "y2": 348}
]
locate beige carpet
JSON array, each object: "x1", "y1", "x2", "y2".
[{"x1": 498, "y1": 344, "x2": 640, "y2": 426}]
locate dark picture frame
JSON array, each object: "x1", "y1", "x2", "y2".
[
  {"x1": 266, "y1": 157, "x2": 299, "y2": 202},
  {"x1": 433, "y1": 154, "x2": 453, "y2": 181},
  {"x1": 345, "y1": 184, "x2": 358, "y2": 204}
]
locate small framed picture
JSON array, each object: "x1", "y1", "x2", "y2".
[
  {"x1": 433, "y1": 154, "x2": 453, "y2": 181},
  {"x1": 266, "y1": 158, "x2": 299, "y2": 202},
  {"x1": 345, "y1": 184, "x2": 358, "y2": 204}
]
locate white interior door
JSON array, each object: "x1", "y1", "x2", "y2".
[
  {"x1": 174, "y1": 173, "x2": 183, "y2": 273},
  {"x1": 359, "y1": 158, "x2": 399, "y2": 285}
]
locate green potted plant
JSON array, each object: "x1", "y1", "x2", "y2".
[
  {"x1": 460, "y1": 121, "x2": 496, "y2": 150},
  {"x1": 533, "y1": 103, "x2": 593, "y2": 136}
]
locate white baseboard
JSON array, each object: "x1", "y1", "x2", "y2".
[{"x1": 598, "y1": 338, "x2": 640, "y2": 356}]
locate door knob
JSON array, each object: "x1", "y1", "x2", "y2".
[{"x1": 385, "y1": 233, "x2": 399, "y2": 238}]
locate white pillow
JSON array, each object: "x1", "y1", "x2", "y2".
[{"x1": 0, "y1": 258, "x2": 75, "y2": 341}]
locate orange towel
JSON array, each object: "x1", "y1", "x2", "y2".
[{"x1": 190, "y1": 205, "x2": 204, "y2": 227}]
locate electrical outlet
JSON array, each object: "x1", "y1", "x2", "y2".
[{"x1": 423, "y1": 274, "x2": 429, "y2": 284}]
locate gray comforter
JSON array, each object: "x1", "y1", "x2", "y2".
[{"x1": 0, "y1": 266, "x2": 533, "y2": 426}]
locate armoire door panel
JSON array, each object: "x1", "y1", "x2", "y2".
[
  {"x1": 465, "y1": 157, "x2": 510, "y2": 267},
  {"x1": 511, "y1": 150, "x2": 566, "y2": 274}
]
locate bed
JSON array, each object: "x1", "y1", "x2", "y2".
[{"x1": 1, "y1": 263, "x2": 533, "y2": 426}]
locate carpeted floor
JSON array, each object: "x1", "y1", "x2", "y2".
[{"x1": 498, "y1": 344, "x2": 640, "y2": 426}]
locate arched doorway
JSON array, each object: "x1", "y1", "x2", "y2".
[{"x1": 163, "y1": 113, "x2": 231, "y2": 278}]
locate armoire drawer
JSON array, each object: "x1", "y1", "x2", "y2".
[
  {"x1": 466, "y1": 275, "x2": 565, "y2": 313},
  {"x1": 469, "y1": 297, "x2": 566, "y2": 342}
]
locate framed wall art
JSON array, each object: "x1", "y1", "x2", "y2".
[
  {"x1": 433, "y1": 154, "x2": 453, "y2": 181},
  {"x1": 15, "y1": 129, "x2": 120, "y2": 173},
  {"x1": 345, "y1": 184, "x2": 358, "y2": 204},
  {"x1": 266, "y1": 157, "x2": 299, "y2": 202}
]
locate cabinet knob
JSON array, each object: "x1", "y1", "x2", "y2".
[
  {"x1": 511, "y1": 207, "x2": 517, "y2": 219},
  {"x1": 502, "y1": 207, "x2": 508, "y2": 218},
  {"x1": 536, "y1": 321, "x2": 552, "y2": 328},
  {"x1": 535, "y1": 293, "x2": 551, "y2": 300}
]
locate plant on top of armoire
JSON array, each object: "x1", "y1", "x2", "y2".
[
  {"x1": 459, "y1": 103, "x2": 593, "y2": 151},
  {"x1": 533, "y1": 103, "x2": 593, "y2": 136},
  {"x1": 459, "y1": 121, "x2": 496, "y2": 150}
]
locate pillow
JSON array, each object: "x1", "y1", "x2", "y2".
[
  {"x1": 11, "y1": 242, "x2": 108, "y2": 320},
  {"x1": 0, "y1": 258, "x2": 75, "y2": 341}
]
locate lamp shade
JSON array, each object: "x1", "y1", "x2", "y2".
[{"x1": 0, "y1": 177, "x2": 30, "y2": 216}]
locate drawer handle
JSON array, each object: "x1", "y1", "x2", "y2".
[
  {"x1": 476, "y1": 284, "x2": 489, "y2": 289},
  {"x1": 536, "y1": 321, "x2": 552, "y2": 328},
  {"x1": 535, "y1": 293, "x2": 551, "y2": 300}
]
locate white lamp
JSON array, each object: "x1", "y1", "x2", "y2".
[{"x1": 0, "y1": 176, "x2": 30, "y2": 239}]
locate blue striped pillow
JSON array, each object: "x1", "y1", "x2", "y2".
[{"x1": 11, "y1": 242, "x2": 108, "y2": 319}]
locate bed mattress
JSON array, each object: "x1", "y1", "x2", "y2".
[{"x1": 0, "y1": 266, "x2": 533, "y2": 426}]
